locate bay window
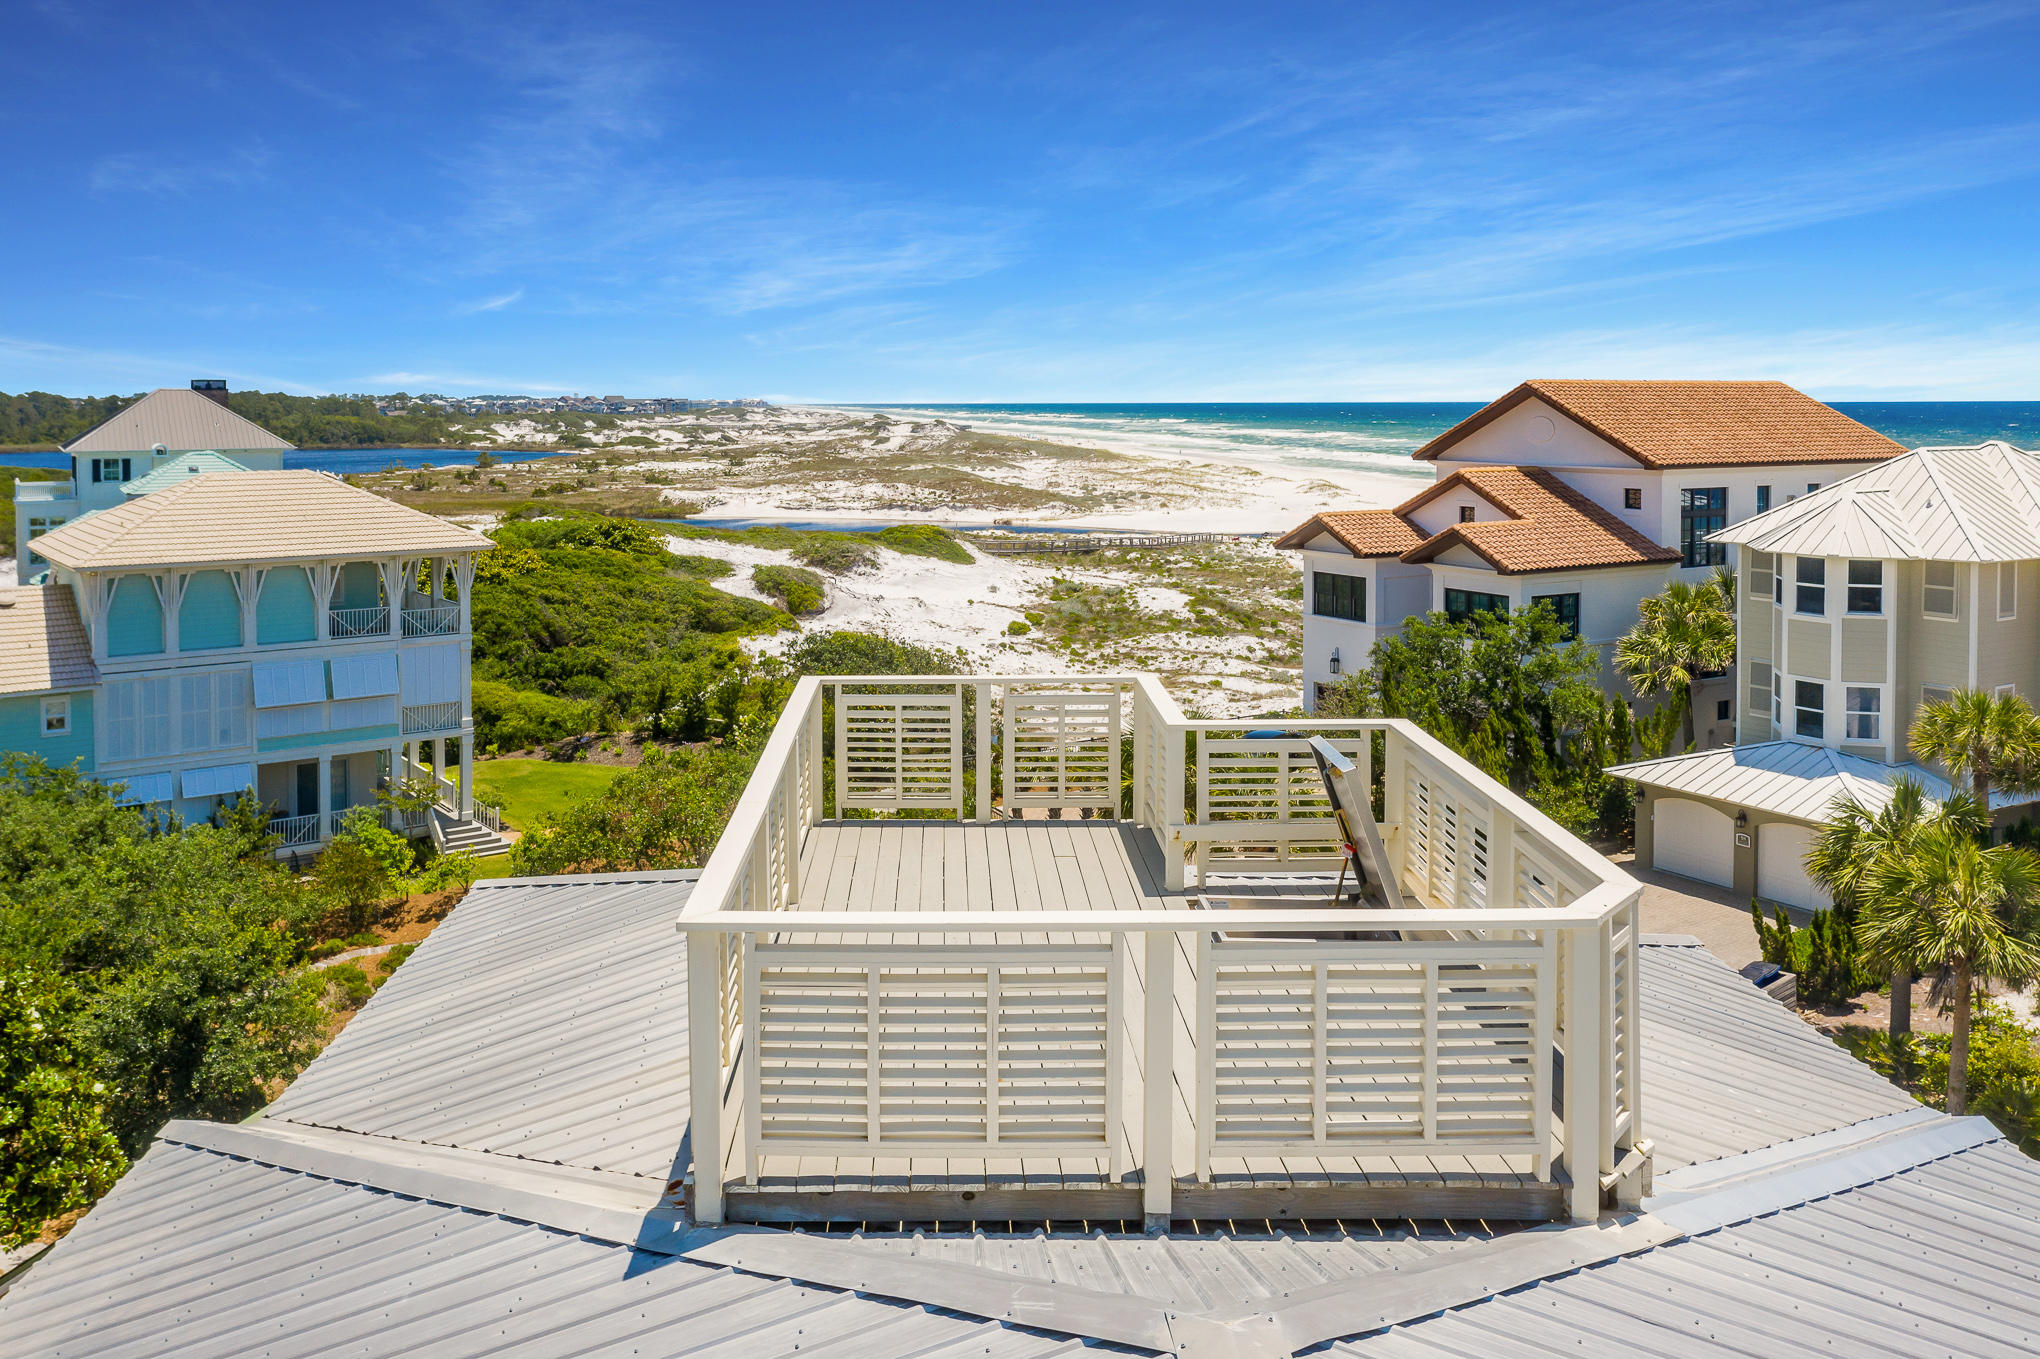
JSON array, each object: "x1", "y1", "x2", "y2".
[
  {"x1": 1846, "y1": 561, "x2": 1883, "y2": 614},
  {"x1": 1845, "y1": 687, "x2": 1881, "y2": 742},
  {"x1": 1795, "y1": 680, "x2": 1825, "y2": 739},
  {"x1": 1795, "y1": 558, "x2": 1826, "y2": 615}
]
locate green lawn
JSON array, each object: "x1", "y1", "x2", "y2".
[{"x1": 471, "y1": 759, "x2": 623, "y2": 830}]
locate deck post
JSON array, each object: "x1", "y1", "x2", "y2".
[
  {"x1": 687, "y1": 933, "x2": 725, "y2": 1225},
  {"x1": 1143, "y1": 928, "x2": 1175, "y2": 1231},
  {"x1": 1564, "y1": 922, "x2": 1606, "y2": 1222},
  {"x1": 975, "y1": 681, "x2": 994, "y2": 821}
]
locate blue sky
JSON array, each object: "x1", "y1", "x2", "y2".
[{"x1": 7, "y1": 0, "x2": 2040, "y2": 400}]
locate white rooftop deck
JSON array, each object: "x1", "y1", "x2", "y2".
[{"x1": 681, "y1": 674, "x2": 1645, "y2": 1227}]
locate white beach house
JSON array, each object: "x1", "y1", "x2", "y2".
[
  {"x1": 3, "y1": 467, "x2": 500, "y2": 856},
  {"x1": 13, "y1": 380, "x2": 292, "y2": 577},
  {"x1": 1611, "y1": 440, "x2": 2040, "y2": 909},
  {"x1": 1280, "y1": 380, "x2": 1907, "y2": 739}
]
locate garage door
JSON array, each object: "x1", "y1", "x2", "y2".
[
  {"x1": 1652, "y1": 797, "x2": 1735, "y2": 889},
  {"x1": 1758, "y1": 822, "x2": 1833, "y2": 911}
]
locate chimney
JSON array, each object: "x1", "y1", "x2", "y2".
[{"x1": 191, "y1": 379, "x2": 230, "y2": 407}]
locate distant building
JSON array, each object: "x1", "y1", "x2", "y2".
[
  {"x1": 1613, "y1": 441, "x2": 2040, "y2": 908},
  {"x1": 3, "y1": 447, "x2": 504, "y2": 856},
  {"x1": 1278, "y1": 379, "x2": 1906, "y2": 737},
  {"x1": 14, "y1": 381, "x2": 292, "y2": 576}
]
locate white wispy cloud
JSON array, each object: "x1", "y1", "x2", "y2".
[{"x1": 456, "y1": 288, "x2": 526, "y2": 315}]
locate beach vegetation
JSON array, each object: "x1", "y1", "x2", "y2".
[
  {"x1": 1910, "y1": 687, "x2": 2040, "y2": 815},
  {"x1": 0, "y1": 964, "x2": 127, "y2": 1249},
  {"x1": 875, "y1": 524, "x2": 972, "y2": 563},
  {"x1": 753, "y1": 564, "x2": 826, "y2": 614}
]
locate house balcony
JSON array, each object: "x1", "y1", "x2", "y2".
[
  {"x1": 401, "y1": 604, "x2": 460, "y2": 637},
  {"x1": 679, "y1": 673, "x2": 1646, "y2": 1230},
  {"x1": 327, "y1": 605, "x2": 392, "y2": 639}
]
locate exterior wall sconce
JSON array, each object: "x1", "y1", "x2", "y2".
[
  {"x1": 1328, "y1": 649, "x2": 1341, "y2": 676},
  {"x1": 1735, "y1": 810, "x2": 1749, "y2": 829}
]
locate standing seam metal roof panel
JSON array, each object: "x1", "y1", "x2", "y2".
[{"x1": 61, "y1": 387, "x2": 295, "y2": 454}]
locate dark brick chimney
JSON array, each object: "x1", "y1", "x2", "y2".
[{"x1": 191, "y1": 379, "x2": 230, "y2": 407}]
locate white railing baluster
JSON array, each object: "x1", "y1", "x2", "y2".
[
  {"x1": 1144, "y1": 928, "x2": 1175, "y2": 1226},
  {"x1": 687, "y1": 934, "x2": 725, "y2": 1224}
]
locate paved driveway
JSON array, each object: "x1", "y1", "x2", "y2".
[{"x1": 1604, "y1": 850, "x2": 1798, "y2": 972}]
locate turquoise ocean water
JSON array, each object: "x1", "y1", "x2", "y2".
[{"x1": 858, "y1": 402, "x2": 2040, "y2": 487}]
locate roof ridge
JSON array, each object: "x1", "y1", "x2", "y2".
[{"x1": 1912, "y1": 445, "x2": 1986, "y2": 559}]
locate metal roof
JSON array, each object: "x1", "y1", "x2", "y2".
[
  {"x1": 30, "y1": 470, "x2": 491, "y2": 571},
  {"x1": 0, "y1": 585, "x2": 96, "y2": 697},
  {"x1": 1714, "y1": 440, "x2": 2040, "y2": 562},
  {"x1": 61, "y1": 387, "x2": 294, "y2": 454},
  {"x1": 117, "y1": 451, "x2": 251, "y2": 497},
  {"x1": 1637, "y1": 940, "x2": 1915, "y2": 1170},
  {"x1": 265, "y1": 871, "x2": 701, "y2": 1179},
  {"x1": 8, "y1": 878, "x2": 2035, "y2": 1358},
  {"x1": 1609, "y1": 739, "x2": 2036, "y2": 821}
]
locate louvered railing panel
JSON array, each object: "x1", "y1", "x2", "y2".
[
  {"x1": 1004, "y1": 693, "x2": 1120, "y2": 810},
  {"x1": 836, "y1": 693, "x2": 963, "y2": 812}
]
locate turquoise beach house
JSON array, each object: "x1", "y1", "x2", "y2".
[
  {"x1": 6, "y1": 463, "x2": 502, "y2": 857},
  {"x1": 13, "y1": 380, "x2": 291, "y2": 577}
]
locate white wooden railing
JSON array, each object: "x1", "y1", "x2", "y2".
[
  {"x1": 677, "y1": 673, "x2": 1643, "y2": 1227},
  {"x1": 327, "y1": 605, "x2": 391, "y2": 638},
  {"x1": 401, "y1": 604, "x2": 460, "y2": 637},
  {"x1": 401, "y1": 701, "x2": 463, "y2": 735},
  {"x1": 268, "y1": 813, "x2": 320, "y2": 847}
]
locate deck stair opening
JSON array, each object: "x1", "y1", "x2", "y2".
[
  {"x1": 678, "y1": 672, "x2": 1643, "y2": 1230},
  {"x1": 432, "y1": 806, "x2": 511, "y2": 858}
]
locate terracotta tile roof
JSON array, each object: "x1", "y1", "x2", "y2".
[
  {"x1": 0, "y1": 585, "x2": 97, "y2": 696},
  {"x1": 31, "y1": 470, "x2": 490, "y2": 571},
  {"x1": 1273, "y1": 508, "x2": 1424, "y2": 556},
  {"x1": 64, "y1": 387, "x2": 294, "y2": 454},
  {"x1": 1414, "y1": 379, "x2": 1906, "y2": 468},
  {"x1": 1400, "y1": 466, "x2": 1682, "y2": 575}
]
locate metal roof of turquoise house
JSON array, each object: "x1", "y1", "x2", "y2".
[
  {"x1": 60, "y1": 387, "x2": 294, "y2": 455},
  {"x1": 117, "y1": 451, "x2": 251, "y2": 497},
  {"x1": 5, "y1": 871, "x2": 2033, "y2": 1358}
]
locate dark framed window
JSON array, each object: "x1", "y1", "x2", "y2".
[
  {"x1": 1795, "y1": 679, "x2": 1825, "y2": 739},
  {"x1": 1531, "y1": 592, "x2": 1580, "y2": 639},
  {"x1": 1716, "y1": 698, "x2": 1731, "y2": 721},
  {"x1": 1458, "y1": 505, "x2": 1476, "y2": 523},
  {"x1": 1312, "y1": 571, "x2": 1366, "y2": 621},
  {"x1": 1795, "y1": 557, "x2": 1826, "y2": 615},
  {"x1": 1846, "y1": 560, "x2": 1883, "y2": 614},
  {"x1": 1756, "y1": 485, "x2": 1771, "y2": 514},
  {"x1": 1680, "y1": 487, "x2": 1728, "y2": 567},
  {"x1": 1623, "y1": 487, "x2": 1643, "y2": 510},
  {"x1": 1444, "y1": 588, "x2": 1509, "y2": 624}
]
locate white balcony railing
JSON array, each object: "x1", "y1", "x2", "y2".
[
  {"x1": 401, "y1": 605, "x2": 460, "y2": 637},
  {"x1": 268, "y1": 813, "x2": 321, "y2": 847},
  {"x1": 676, "y1": 675, "x2": 1645, "y2": 1228},
  {"x1": 328, "y1": 605, "x2": 391, "y2": 638},
  {"x1": 401, "y1": 701, "x2": 463, "y2": 735}
]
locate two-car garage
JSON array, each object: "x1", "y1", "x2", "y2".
[{"x1": 1616, "y1": 742, "x2": 1865, "y2": 912}]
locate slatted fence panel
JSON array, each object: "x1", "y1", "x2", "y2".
[
  {"x1": 747, "y1": 946, "x2": 1120, "y2": 1162},
  {"x1": 1198, "y1": 936, "x2": 1550, "y2": 1168},
  {"x1": 1004, "y1": 693, "x2": 1121, "y2": 810},
  {"x1": 1195, "y1": 738, "x2": 1363, "y2": 866},
  {"x1": 836, "y1": 694, "x2": 962, "y2": 812}
]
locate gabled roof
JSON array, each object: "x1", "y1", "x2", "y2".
[
  {"x1": 118, "y1": 451, "x2": 251, "y2": 497},
  {"x1": 1714, "y1": 440, "x2": 2040, "y2": 563},
  {"x1": 1609, "y1": 738, "x2": 2039, "y2": 820},
  {"x1": 62, "y1": 387, "x2": 294, "y2": 454},
  {"x1": 1280, "y1": 466, "x2": 1682, "y2": 575},
  {"x1": 1397, "y1": 466, "x2": 1681, "y2": 574},
  {"x1": 1272, "y1": 508, "x2": 1425, "y2": 557},
  {"x1": 1414, "y1": 379, "x2": 1906, "y2": 468},
  {"x1": 29, "y1": 470, "x2": 489, "y2": 571},
  {"x1": 0, "y1": 585, "x2": 96, "y2": 696}
]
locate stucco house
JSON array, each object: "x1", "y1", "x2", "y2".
[
  {"x1": 3, "y1": 468, "x2": 503, "y2": 857},
  {"x1": 1278, "y1": 380, "x2": 1906, "y2": 736},
  {"x1": 1611, "y1": 440, "x2": 2040, "y2": 909},
  {"x1": 12, "y1": 381, "x2": 290, "y2": 577}
]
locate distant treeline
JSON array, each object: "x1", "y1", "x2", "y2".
[{"x1": 0, "y1": 389, "x2": 615, "y2": 450}]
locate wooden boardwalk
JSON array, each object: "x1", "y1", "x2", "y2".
[
  {"x1": 716, "y1": 819, "x2": 1561, "y2": 1225},
  {"x1": 970, "y1": 531, "x2": 1225, "y2": 556}
]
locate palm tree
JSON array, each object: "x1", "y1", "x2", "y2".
[
  {"x1": 1615, "y1": 578, "x2": 1735, "y2": 753},
  {"x1": 1806, "y1": 781, "x2": 1985, "y2": 1049},
  {"x1": 1910, "y1": 688, "x2": 2040, "y2": 825},
  {"x1": 1859, "y1": 823, "x2": 2040, "y2": 1114}
]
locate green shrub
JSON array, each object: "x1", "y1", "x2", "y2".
[
  {"x1": 1006, "y1": 619, "x2": 1031, "y2": 636},
  {"x1": 793, "y1": 535, "x2": 876, "y2": 574},
  {"x1": 668, "y1": 554, "x2": 734, "y2": 579},
  {"x1": 376, "y1": 943, "x2": 418, "y2": 988},
  {"x1": 320, "y1": 962, "x2": 375, "y2": 1010},
  {"x1": 876, "y1": 525, "x2": 971, "y2": 564},
  {"x1": 753, "y1": 564, "x2": 826, "y2": 614},
  {"x1": 785, "y1": 630, "x2": 959, "y2": 677},
  {"x1": 472, "y1": 679, "x2": 594, "y2": 751}
]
